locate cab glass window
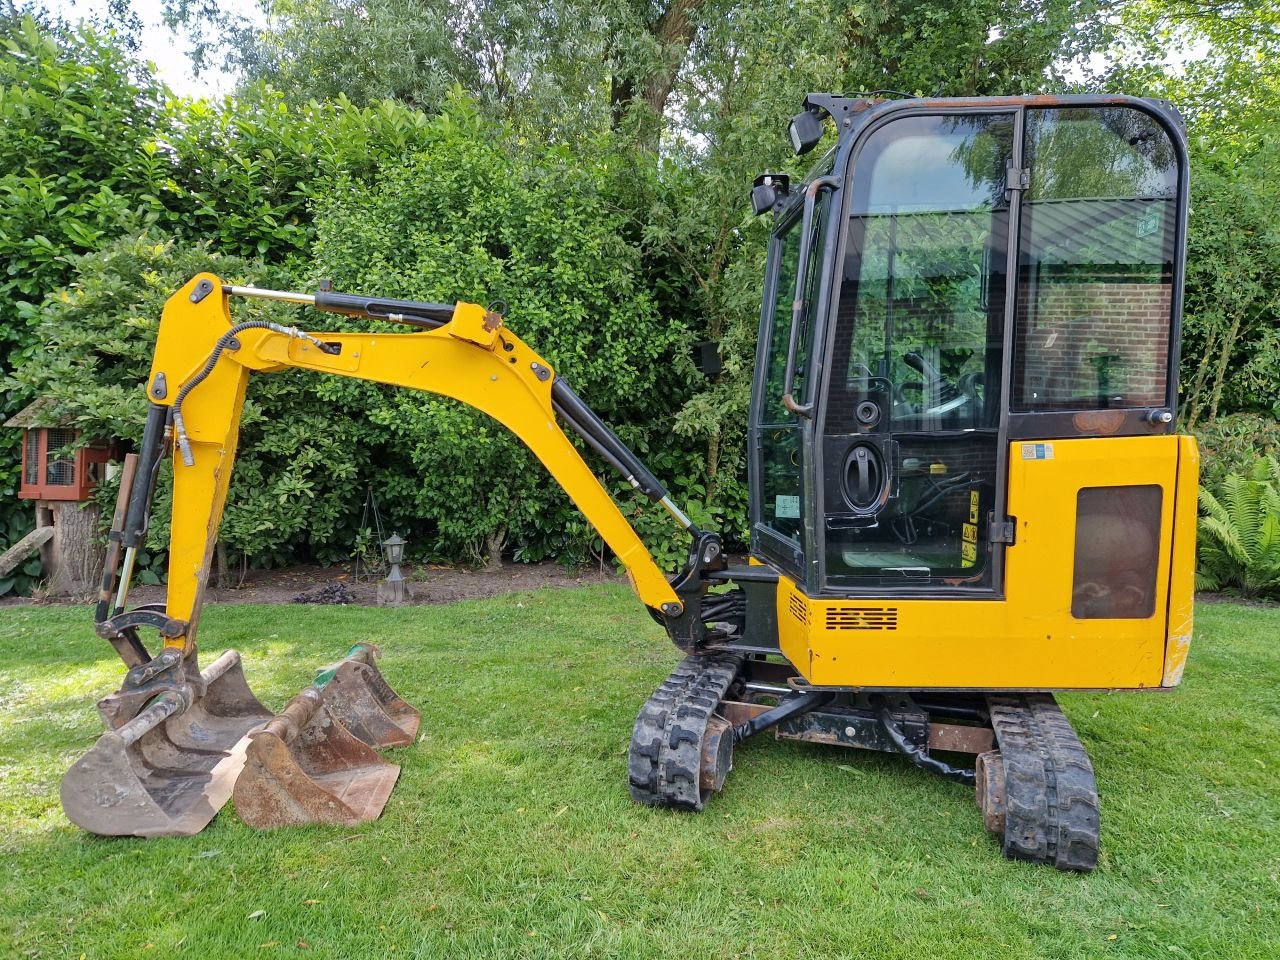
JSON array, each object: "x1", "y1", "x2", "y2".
[{"x1": 1013, "y1": 108, "x2": 1179, "y2": 411}]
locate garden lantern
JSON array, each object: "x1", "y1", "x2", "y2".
[{"x1": 376, "y1": 532, "x2": 412, "y2": 605}]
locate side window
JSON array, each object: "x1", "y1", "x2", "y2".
[
  {"x1": 1013, "y1": 108, "x2": 1179, "y2": 411},
  {"x1": 758, "y1": 195, "x2": 829, "y2": 545}
]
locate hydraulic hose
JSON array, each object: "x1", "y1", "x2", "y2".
[
  {"x1": 874, "y1": 697, "x2": 976, "y2": 786},
  {"x1": 171, "y1": 320, "x2": 338, "y2": 466}
]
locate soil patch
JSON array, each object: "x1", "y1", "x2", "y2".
[{"x1": 3, "y1": 560, "x2": 625, "y2": 608}]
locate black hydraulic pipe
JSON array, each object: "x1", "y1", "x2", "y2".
[
  {"x1": 875, "y1": 699, "x2": 976, "y2": 786},
  {"x1": 553, "y1": 403, "x2": 638, "y2": 486},
  {"x1": 122, "y1": 404, "x2": 170, "y2": 549},
  {"x1": 313, "y1": 288, "x2": 454, "y2": 328},
  {"x1": 732, "y1": 691, "x2": 835, "y2": 744},
  {"x1": 910, "y1": 701, "x2": 988, "y2": 723},
  {"x1": 551, "y1": 379, "x2": 668, "y2": 502}
]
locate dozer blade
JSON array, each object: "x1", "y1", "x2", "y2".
[
  {"x1": 314, "y1": 643, "x2": 420, "y2": 748},
  {"x1": 60, "y1": 650, "x2": 272, "y2": 838},
  {"x1": 233, "y1": 686, "x2": 401, "y2": 828}
]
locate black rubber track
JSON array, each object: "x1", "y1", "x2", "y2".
[
  {"x1": 628, "y1": 653, "x2": 745, "y2": 810},
  {"x1": 988, "y1": 694, "x2": 1100, "y2": 872}
]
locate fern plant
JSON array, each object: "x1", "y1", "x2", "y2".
[{"x1": 1197, "y1": 456, "x2": 1280, "y2": 598}]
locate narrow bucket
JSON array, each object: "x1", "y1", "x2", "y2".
[
  {"x1": 232, "y1": 687, "x2": 401, "y2": 828},
  {"x1": 60, "y1": 650, "x2": 272, "y2": 837},
  {"x1": 315, "y1": 644, "x2": 420, "y2": 748}
]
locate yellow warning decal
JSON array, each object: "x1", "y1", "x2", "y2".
[{"x1": 961, "y1": 489, "x2": 980, "y2": 567}]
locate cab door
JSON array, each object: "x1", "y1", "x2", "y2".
[
  {"x1": 750, "y1": 186, "x2": 832, "y2": 580},
  {"x1": 818, "y1": 110, "x2": 1017, "y2": 594}
]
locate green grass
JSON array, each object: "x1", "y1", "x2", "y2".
[{"x1": 1, "y1": 589, "x2": 1277, "y2": 959}]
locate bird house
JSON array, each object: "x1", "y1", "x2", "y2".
[
  {"x1": 4, "y1": 398, "x2": 118, "y2": 596},
  {"x1": 6, "y1": 397, "x2": 115, "y2": 502}
]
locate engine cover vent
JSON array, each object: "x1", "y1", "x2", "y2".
[
  {"x1": 826, "y1": 606, "x2": 898, "y2": 631},
  {"x1": 789, "y1": 593, "x2": 809, "y2": 625}
]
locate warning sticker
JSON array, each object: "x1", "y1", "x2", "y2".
[
  {"x1": 775, "y1": 495, "x2": 800, "y2": 519},
  {"x1": 961, "y1": 489, "x2": 981, "y2": 568},
  {"x1": 1021, "y1": 442, "x2": 1054, "y2": 460}
]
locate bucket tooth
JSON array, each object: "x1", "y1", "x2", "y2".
[
  {"x1": 233, "y1": 687, "x2": 401, "y2": 828},
  {"x1": 60, "y1": 650, "x2": 272, "y2": 838},
  {"x1": 315, "y1": 644, "x2": 420, "y2": 748}
]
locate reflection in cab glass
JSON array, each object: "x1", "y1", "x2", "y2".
[{"x1": 1014, "y1": 108, "x2": 1178, "y2": 411}]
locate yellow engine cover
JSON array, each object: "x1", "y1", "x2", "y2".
[{"x1": 776, "y1": 435, "x2": 1198, "y2": 690}]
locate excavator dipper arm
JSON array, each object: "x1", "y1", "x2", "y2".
[{"x1": 103, "y1": 273, "x2": 723, "y2": 661}]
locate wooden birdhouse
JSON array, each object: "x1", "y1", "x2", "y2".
[
  {"x1": 4, "y1": 398, "x2": 119, "y2": 596},
  {"x1": 8, "y1": 397, "x2": 115, "y2": 502}
]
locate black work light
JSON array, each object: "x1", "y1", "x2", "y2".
[{"x1": 788, "y1": 108, "x2": 825, "y2": 155}]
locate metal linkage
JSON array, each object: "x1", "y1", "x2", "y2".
[
  {"x1": 732, "y1": 691, "x2": 834, "y2": 744},
  {"x1": 874, "y1": 696, "x2": 977, "y2": 786}
]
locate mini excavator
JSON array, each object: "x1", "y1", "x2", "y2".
[{"x1": 66, "y1": 93, "x2": 1196, "y2": 870}]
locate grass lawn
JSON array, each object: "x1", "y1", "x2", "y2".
[{"x1": 0, "y1": 587, "x2": 1276, "y2": 959}]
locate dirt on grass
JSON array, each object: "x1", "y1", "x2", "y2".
[{"x1": 3, "y1": 560, "x2": 626, "y2": 608}]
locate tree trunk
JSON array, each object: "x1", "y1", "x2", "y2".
[
  {"x1": 44, "y1": 501, "x2": 104, "y2": 598},
  {"x1": 216, "y1": 539, "x2": 229, "y2": 591},
  {"x1": 485, "y1": 526, "x2": 507, "y2": 569},
  {"x1": 609, "y1": 0, "x2": 706, "y2": 141}
]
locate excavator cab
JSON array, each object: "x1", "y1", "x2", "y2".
[{"x1": 748, "y1": 95, "x2": 1192, "y2": 684}]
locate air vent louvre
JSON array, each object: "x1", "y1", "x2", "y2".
[
  {"x1": 826, "y1": 606, "x2": 898, "y2": 631},
  {"x1": 788, "y1": 593, "x2": 809, "y2": 625}
]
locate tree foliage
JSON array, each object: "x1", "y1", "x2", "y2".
[
  {"x1": 0, "y1": 10, "x2": 168, "y2": 587},
  {"x1": 8, "y1": 0, "x2": 1280, "y2": 593}
]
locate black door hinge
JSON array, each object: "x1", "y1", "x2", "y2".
[
  {"x1": 988, "y1": 513, "x2": 1017, "y2": 545},
  {"x1": 1005, "y1": 159, "x2": 1030, "y2": 196}
]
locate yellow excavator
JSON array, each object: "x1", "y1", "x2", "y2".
[{"x1": 64, "y1": 93, "x2": 1196, "y2": 870}]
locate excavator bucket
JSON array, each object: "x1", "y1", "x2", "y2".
[
  {"x1": 233, "y1": 686, "x2": 401, "y2": 828},
  {"x1": 60, "y1": 650, "x2": 272, "y2": 837},
  {"x1": 314, "y1": 643, "x2": 420, "y2": 749}
]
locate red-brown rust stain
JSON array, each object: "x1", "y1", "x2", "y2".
[{"x1": 1073, "y1": 410, "x2": 1128, "y2": 435}]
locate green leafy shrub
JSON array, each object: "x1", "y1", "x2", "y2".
[
  {"x1": 1197, "y1": 456, "x2": 1280, "y2": 598},
  {"x1": 1193, "y1": 414, "x2": 1280, "y2": 487},
  {"x1": 9, "y1": 233, "x2": 381, "y2": 574},
  {"x1": 0, "y1": 12, "x2": 170, "y2": 572},
  {"x1": 305, "y1": 102, "x2": 703, "y2": 566}
]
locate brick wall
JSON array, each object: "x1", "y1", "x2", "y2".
[{"x1": 1013, "y1": 279, "x2": 1171, "y2": 409}]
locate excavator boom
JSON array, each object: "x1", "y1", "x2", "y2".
[
  {"x1": 135, "y1": 273, "x2": 692, "y2": 656},
  {"x1": 71, "y1": 273, "x2": 722, "y2": 838}
]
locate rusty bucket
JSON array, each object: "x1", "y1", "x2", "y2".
[
  {"x1": 60, "y1": 649, "x2": 272, "y2": 837},
  {"x1": 314, "y1": 644, "x2": 420, "y2": 748},
  {"x1": 232, "y1": 686, "x2": 401, "y2": 828}
]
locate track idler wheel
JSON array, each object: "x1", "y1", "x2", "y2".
[{"x1": 974, "y1": 749, "x2": 1006, "y2": 835}]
